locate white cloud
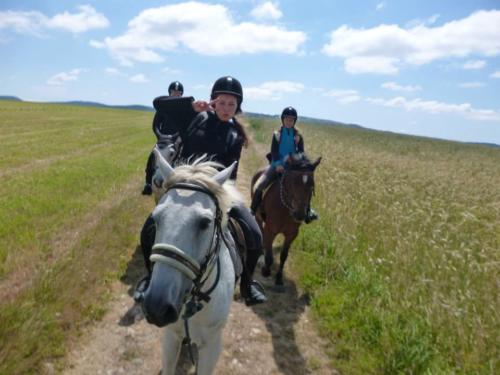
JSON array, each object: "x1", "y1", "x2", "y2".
[
  {"x1": 250, "y1": 2, "x2": 283, "y2": 20},
  {"x1": 381, "y1": 81, "x2": 422, "y2": 92},
  {"x1": 458, "y1": 81, "x2": 485, "y2": 88},
  {"x1": 322, "y1": 10, "x2": 500, "y2": 74},
  {"x1": 91, "y1": 2, "x2": 306, "y2": 65},
  {"x1": 162, "y1": 67, "x2": 181, "y2": 75},
  {"x1": 0, "y1": 6, "x2": 109, "y2": 35},
  {"x1": 47, "y1": 68, "x2": 86, "y2": 86},
  {"x1": 462, "y1": 60, "x2": 486, "y2": 70},
  {"x1": 366, "y1": 96, "x2": 500, "y2": 121},
  {"x1": 245, "y1": 81, "x2": 304, "y2": 100},
  {"x1": 406, "y1": 14, "x2": 440, "y2": 28},
  {"x1": 129, "y1": 74, "x2": 149, "y2": 83},
  {"x1": 45, "y1": 5, "x2": 109, "y2": 33},
  {"x1": 490, "y1": 71, "x2": 500, "y2": 78},
  {"x1": 324, "y1": 89, "x2": 361, "y2": 104},
  {"x1": 376, "y1": 2, "x2": 386, "y2": 11}
]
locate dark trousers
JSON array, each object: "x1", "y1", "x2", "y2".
[
  {"x1": 144, "y1": 151, "x2": 155, "y2": 185},
  {"x1": 140, "y1": 202, "x2": 263, "y2": 277}
]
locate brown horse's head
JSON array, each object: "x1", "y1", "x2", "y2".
[{"x1": 280, "y1": 156, "x2": 321, "y2": 222}]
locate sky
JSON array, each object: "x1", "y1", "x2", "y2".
[{"x1": 1, "y1": 0, "x2": 500, "y2": 144}]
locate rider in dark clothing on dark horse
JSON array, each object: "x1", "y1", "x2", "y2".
[
  {"x1": 142, "y1": 81, "x2": 184, "y2": 196},
  {"x1": 136, "y1": 76, "x2": 267, "y2": 306}
]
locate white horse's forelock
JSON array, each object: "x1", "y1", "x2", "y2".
[{"x1": 162, "y1": 159, "x2": 242, "y2": 224}]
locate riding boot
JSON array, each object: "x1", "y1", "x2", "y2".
[
  {"x1": 304, "y1": 207, "x2": 319, "y2": 224},
  {"x1": 142, "y1": 152, "x2": 155, "y2": 195},
  {"x1": 134, "y1": 214, "x2": 155, "y2": 302},
  {"x1": 250, "y1": 189, "x2": 263, "y2": 215},
  {"x1": 240, "y1": 249, "x2": 266, "y2": 306}
]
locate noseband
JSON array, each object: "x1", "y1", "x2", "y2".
[{"x1": 150, "y1": 182, "x2": 224, "y2": 305}]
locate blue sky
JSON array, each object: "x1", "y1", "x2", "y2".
[{"x1": 1, "y1": 0, "x2": 500, "y2": 144}]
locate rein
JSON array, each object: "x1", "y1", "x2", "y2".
[
  {"x1": 278, "y1": 169, "x2": 315, "y2": 219},
  {"x1": 149, "y1": 181, "x2": 227, "y2": 365}
]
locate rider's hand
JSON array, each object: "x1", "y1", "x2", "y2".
[
  {"x1": 276, "y1": 165, "x2": 285, "y2": 173},
  {"x1": 192, "y1": 97, "x2": 219, "y2": 112}
]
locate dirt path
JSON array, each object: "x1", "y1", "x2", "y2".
[{"x1": 62, "y1": 165, "x2": 335, "y2": 375}]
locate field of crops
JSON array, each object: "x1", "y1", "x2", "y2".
[{"x1": 279, "y1": 122, "x2": 500, "y2": 374}]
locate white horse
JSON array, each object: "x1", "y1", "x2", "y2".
[
  {"x1": 151, "y1": 134, "x2": 182, "y2": 202},
  {"x1": 142, "y1": 149, "x2": 240, "y2": 375}
]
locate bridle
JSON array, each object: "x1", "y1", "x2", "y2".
[
  {"x1": 150, "y1": 182, "x2": 225, "y2": 308},
  {"x1": 279, "y1": 169, "x2": 315, "y2": 219},
  {"x1": 148, "y1": 181, "x2": 229, "y2": 365}
]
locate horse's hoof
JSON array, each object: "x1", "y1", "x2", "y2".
[{"x1": 261, "y1": 265, "x2": 271, "y2": 277}]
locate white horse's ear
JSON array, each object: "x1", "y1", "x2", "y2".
[
  {"x1": 153, "y1": 146, "x2": 174, "y2": 181},
  {"x1": 213, "y1": 161, "x2": 237, "y2": 185}
]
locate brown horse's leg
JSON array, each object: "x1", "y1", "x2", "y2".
[
  {"x1": 261, "y1": 226, "x2": 275, "y2": 278},
  {"x1": 276, "y1": 227, "x2": 299, "y2": 286}
]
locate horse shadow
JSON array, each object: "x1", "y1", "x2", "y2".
[
  {"x1": 249, "y1": 245, "x2": 312, "y2": 375},
  {"x1": 117, "y1": 245, "x2": 147, "y2": 326}
]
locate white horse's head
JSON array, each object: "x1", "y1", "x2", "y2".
[{"x1": 142, "y1": 150, "x2": 239, "y2": 327}]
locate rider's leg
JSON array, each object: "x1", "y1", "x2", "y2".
[
  {"x1": 230, "y1": 204, "x2": 266, "y2": 306},
  {"x1": 250, "y1": 167, "x2": 276, "y2": 215},
  {"x1": 134, "y1": 214, "x2": 155, "y2": 302},
  {"x1": 142, "y1": 152, "x2": 155, "y2": 195}
]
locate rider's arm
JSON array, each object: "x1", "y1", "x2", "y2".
[
  {"x1": 152, "y1": 112, "x2": 163, "y2": 139},
  {"x1": 152, "y1": 96, "x2": 197, "y2": 134}
]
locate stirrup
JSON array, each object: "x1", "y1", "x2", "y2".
[{"x1": 244, "y1": 280, "x2": 267, "y2": 306}]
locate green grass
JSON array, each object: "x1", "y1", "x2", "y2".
[
  {"x1": 287, "y1": 124, "x2": 500, "y2": 374},
  {"x1": 0, "y1": 100, "x2": 154, "y2": 373},
  {"x1": 242, "y1": 116, "x2": 499, "y2": 374}
]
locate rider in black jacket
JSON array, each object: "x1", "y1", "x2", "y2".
[
  {"x1": 142, "y1": 81, "x2": 184, "y2": 195},
  {"x1": 136, "y1": 76, "x2": 266, "y2": 306}
]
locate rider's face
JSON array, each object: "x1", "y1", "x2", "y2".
[
  {"x1": 169, "y1": 90, "x2": 182, "y2": 97},
  {"x1": 283, "y1": 116, "x2": 295, "y2": 128},
  {"x1": 213, "y1": 94, "x2": 238, "y2": 122}
]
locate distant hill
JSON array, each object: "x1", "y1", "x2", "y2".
[
  {"x1": 0, "y1": 95, "x2": 22, "y2": 101},
  {"x1": 54, "y1": 100, "x2": 154, "y2": 112},
  {"x1": 1, "y1": 96, "x2": 498, "y2": 148}
]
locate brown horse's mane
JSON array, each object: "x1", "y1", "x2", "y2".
[{"x1": 289, "y1": 155, "x2": 315, "y2": 172}]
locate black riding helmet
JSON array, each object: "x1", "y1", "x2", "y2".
[
  {"x1": 211, "y1": 76, "x2": 243, "y2": 113},
  {"x1": 281, "y1": 106, "x2": 298, "y2": 124},
  {"x1": 168, "y1": 81, "x2": 184, "y2": 95}
]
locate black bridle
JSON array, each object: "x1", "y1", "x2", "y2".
[
  {"x1": 149, "y1": 181, "x2": 228, "y2": 365},
  {"x1": 278, "y1": 169, "x2": 315, "y2": 219},
  {"x1": 150, "y1": 182, "x2": 224, "y2": 305}
]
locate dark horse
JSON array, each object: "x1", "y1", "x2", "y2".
[{"x1": 251, "y1": 156, "x2": 321, "y2": 286}]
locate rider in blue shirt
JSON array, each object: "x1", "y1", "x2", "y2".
[{"x1": 250, "y1": 106, "x2": 318, "y2": 223}]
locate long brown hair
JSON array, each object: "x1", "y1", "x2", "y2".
[{"x1": 234, "y1": 116, "x2": 250, "y2": 148}]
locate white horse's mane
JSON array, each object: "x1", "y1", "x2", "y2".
[{"x1": 162, "y1": 157, "x2": 243, "y2": 224}]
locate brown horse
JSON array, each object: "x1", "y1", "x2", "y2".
[{"x1": 251, "y1": 157, "x2": 321, "y2": 286}]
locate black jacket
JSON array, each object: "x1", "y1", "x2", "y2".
[
  {"x1": 151, "y1": 95, "x2": 189, "y2": 139},
  {"x1": 153, "y1": 96, "x2": 244, "y2": 180}
]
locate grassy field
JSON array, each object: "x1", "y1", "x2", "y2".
[
  {"x1": 1, "y1": 100, "x2": 499, "y2": 374},
  {"x1": 0, "y1": 100, "x2": 154, "y2": 373},
  {"x1": 274, "y1": 123, "x2": 500, "y2": 374}
]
